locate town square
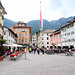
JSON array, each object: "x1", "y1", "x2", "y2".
[
  {"x1": 0, "y1": 0, "x2": 75, "y2": 75},
  {"x1": 0, "y1": 52, "x2": 75, "y2": 75}
]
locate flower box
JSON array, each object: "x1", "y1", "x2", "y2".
[{"x1": 0, "y1": 56, "x2": 4, "y2": 61}]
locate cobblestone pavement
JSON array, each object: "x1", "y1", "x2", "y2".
[{"x1": 0, "y1": 52, "x2": 75, "y2": 75}]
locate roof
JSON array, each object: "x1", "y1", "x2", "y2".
[
  {"x1": 0, "y1": 1, "x2": 7, "y2": 14},
  {"x1": 9, "y1": 27, "x2": 13, "y2": 31},
  {"x1": 54, "y1": 29, "x2": 60, "y2": 33},
  {"x1": 3, "y1": 26, "x2": 17, "y2": 38},
  {"x1": 13, "y1": 21, "x2": 30, "y2": 27},
  {"x1": 18, "y1": 21, "x2": 25, "y2": 24},
  {"x1": 32, "y1": 33, "x2": 38, "y2": 37},
  {"x1": 13, "y1": 21, "x2": 31, "y2": 33},
  {"x1": 50, "y1": 29, "x2": 61, "y2": 36},
  {"x1": 37, "y1": 29, "x2": 56, "y2": 37},
  {"x1": 59, "y1": 20, "x2": 75, "y2": 29},
  {"x1": 43, "y1": 29, "x2": 56, "y2": 33}
]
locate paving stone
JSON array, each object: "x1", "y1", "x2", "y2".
[{"x1": 0, "y1": 53, "x2": 75, "y2": 75}]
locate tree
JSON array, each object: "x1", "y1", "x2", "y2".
[
  {"x1": 52, "y1": 43, "x2": 56, "y2": 46},
  {"x1": 0, "y1": 39, "x2": 7, "y2": 56},
  {"x1": 52, "y1": 43, "x2": 56, "y2": 49},
  {"x1": 35, "y1": 31, "x2": 38, "y2": 34}
]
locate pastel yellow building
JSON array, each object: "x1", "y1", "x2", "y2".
[{"x1": 0, "y1": 1, "x2": 7, "y2": 38}]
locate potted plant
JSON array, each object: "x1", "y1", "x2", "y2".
[
  {"x1": 0, "y1": 47, "x2": 4, "y2": 61},
  {"x1": 0, "y1": 56, "x2": 4, "y2": 61},
  {"x1": 0, "y1": 39, "x2": 7, "y2": 61},
  {"x1": 52, "y1": 43, "x2": 56, "y2": 49}
]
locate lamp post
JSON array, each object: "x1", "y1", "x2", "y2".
[
  {"x1": 40, "y1": 28, "x2": 43, "y2": 48},
  {"x1": 24, "y1": 47, "x2": 27, "y2": 60}
]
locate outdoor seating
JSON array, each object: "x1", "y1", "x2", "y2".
[
  {"x1": 18, "y1": 51, "x2": 22, "y2": 57},
  {"x1": 15, "y1": 52, "x2": 19, "y2": 57},
  {"x1": 9, "y1": 50, "x2": 23, "y2": 60},
  {"x1": 6, "y1": 51, "x2": 11, "y2": 55}
]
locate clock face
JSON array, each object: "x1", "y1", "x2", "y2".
[{"x1": 0, "y1": 12, "x2": 2, "y2": 16}]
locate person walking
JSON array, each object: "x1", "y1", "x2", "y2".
[
  {"x1": 33, "y1": 47, "x2": 36, "y2": 54},
  {"x1": 24, "y1": 47, "x2": 27, "y2": 59},
  {"x1": 29, "y1": 47, "x2": 32, "y2": 53},
  {"x1": 37, "y1": 47, "x2": 40, "y2": 55},
  {"x1": 40, "y1": 47, "x2": 44, "y2": 54}
]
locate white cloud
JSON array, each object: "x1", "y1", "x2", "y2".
[{"x1": 2, "y1": 0, "x2": 75, "y2": 22}]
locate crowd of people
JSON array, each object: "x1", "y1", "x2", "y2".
[
  {"x1": 1, "y1": 46, "x2": 74, "y2": 57},
  {"x1": 28, "y1": 47, "x2": 61, "y2": 55},
  {"x1": 27, "y1": 46, "x2": 75, "y2": 55},
  {"x1": 28, "y1": 47, "x2": 45, "y2": 55}
]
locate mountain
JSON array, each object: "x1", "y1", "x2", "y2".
[
  {"x1": 50, "y1": 16, "x2": 75, "y2": 30},
  {"x1": 27, "y1": 16, "x2": 75, "y2": 36},
  {"x1": 4, "y1": 16, "x2": 75, "y2": 36},
  {"x1": 27, "y1": 19, "x2": 54, "y2": 36},
  {"x1": 4, "y1": 18, "x2": 16, "y2": 27}
]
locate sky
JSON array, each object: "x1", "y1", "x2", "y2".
[{"x1": 1, "y1": 0, "x2": 75, "y2": 23}]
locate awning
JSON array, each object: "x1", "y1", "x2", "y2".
[
  {"x1": 3, "y1": 44, "x2": 12, "y2": 46},
  {"x1": 12, "y1": 44, "x2": 23, "y2": 47},
  {"x1": 3, "y1": 44, "x2": 23, "y2": 47}
]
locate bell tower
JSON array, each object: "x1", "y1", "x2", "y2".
[{"x1": 0, "y1": 0, "x2": 7, "y2": 38}]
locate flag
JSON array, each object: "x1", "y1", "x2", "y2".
[{"x1": 40, "y1": 1, "x2": 43, "y2": 28}]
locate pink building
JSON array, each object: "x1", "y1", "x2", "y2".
[{"x1": 50, "y1": 30, "x2": 61, "y2": 47}]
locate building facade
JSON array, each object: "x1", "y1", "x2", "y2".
[
  {"x1": 32, "y1": 33, "x2": 38, "y2": 47},
  {"x1": 50, "y1": 30, "x2": 61, "y2": 48},
  {"x1": 0, "y1": 1, "x2": 7, "y2": 38},
  {"x1": 3, "y1": 26, "x2": 17, "y2": 52},
  {"x1": 60, "y1": 18, "x2": 75, "y2": 48},
  {"x1": 38, "y1": 29, "x2": 55, "y2": 48},
  {"x1": 12, "y1": 21, "x2": 31, "y2": 46},
  {"x1": 29, "y1": 41, "x2": 32, "y2": 47}
]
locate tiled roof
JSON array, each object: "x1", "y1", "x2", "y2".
[
  {"x1": 13, "y1": 21, "x2": 31, "y2": 33},
  {"x1": 50, "y1": 29, "x2": 60, "y2": 36},
  {"x1": 3, "y1": 26, "x2": 17, "y2": 37},
  {"x1": 59, "y1": 18, "x2": 75, "y2": 29},
  {"x1": 18, "y1": 21, "x2": 25, "y2": 23},
  {"x1": 59, "y1": 21, "x2": 74, "y2": 29},
  {"x1": 13, "y1": 21, "x2": 31, "y2": 28},
  {"x1": 14, "y1": 24, "x2": 18, "y2": 27},
  {"x1": 43, "y1": 29, "x2": 56, "y2": 33}
]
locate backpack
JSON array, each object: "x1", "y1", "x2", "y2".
[{"x1": 29, "y1": 48, "x2": 32, "y2": 51}]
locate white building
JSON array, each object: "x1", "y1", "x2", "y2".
[
  {"x1": 60, "y1": 19, "x2": 75, "y2": 48},
  {"x1": 29, "y1": 41, "x2": 32, "y2": 47},
  {"x1": 38, "y1": 29, "x2": 55, "y2": 48},
  {"x1": 32, "y1": 33, "x2": 38, "y2": 47},
  {"x1": 0, "y1": 1, "x2": 7, "y2": 38},
  {"x1": 3, "y1": 26, "x2": 17, "y2": 51}
]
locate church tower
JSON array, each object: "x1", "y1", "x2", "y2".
[{"x1": 0, "y1": 0, "x2": 7, "y2": 38}]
